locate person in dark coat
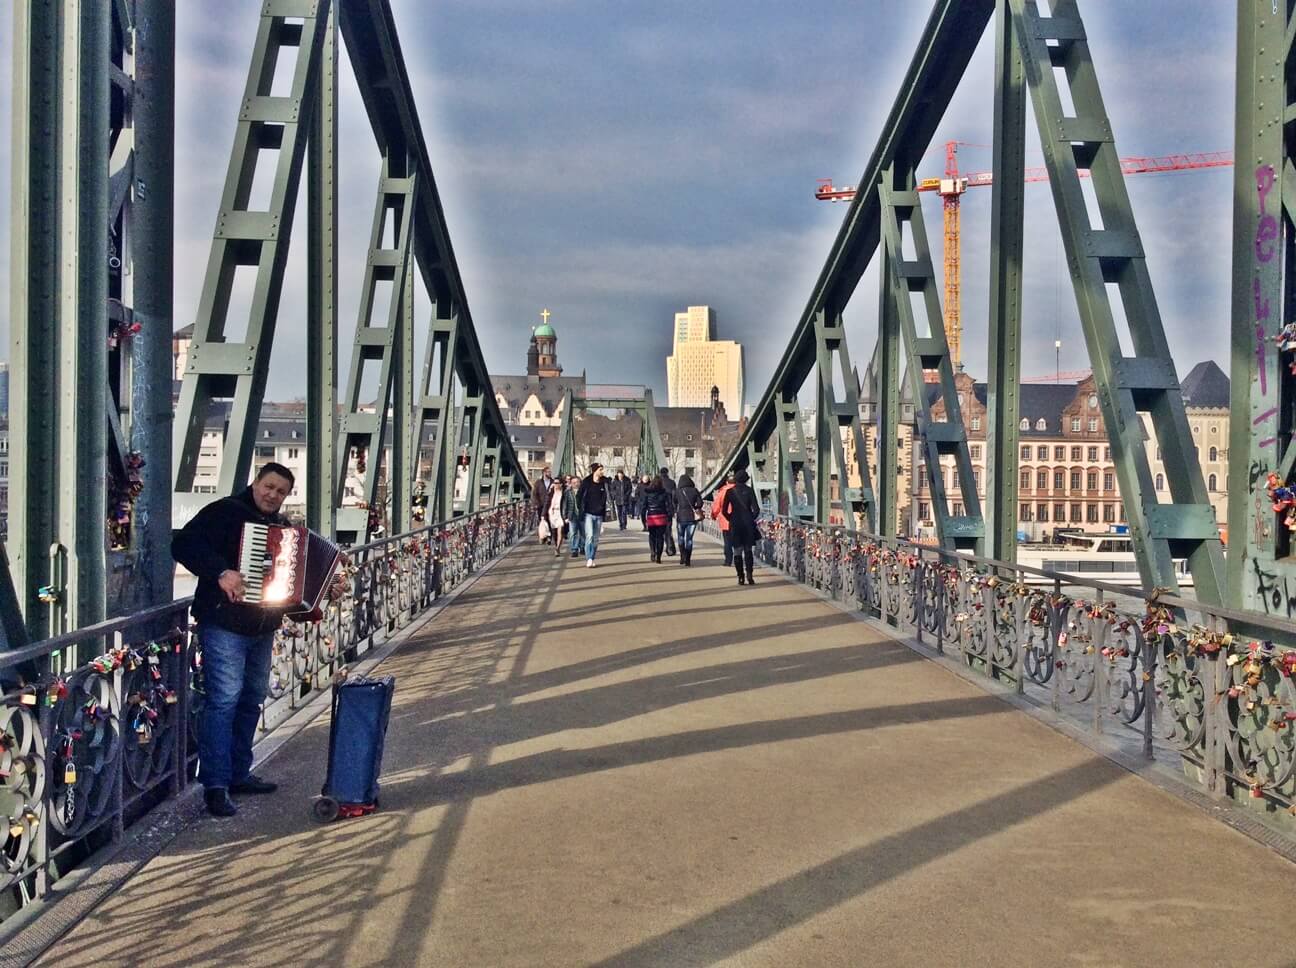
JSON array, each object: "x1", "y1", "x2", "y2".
[
  {"x1": 673, "y1": 474, "x2": 704, "y2": 567},
  {"x1": 658, "y1": 467, "x2": 678, "y2": 556},
  {"x1": 532, "y1": 466, "x2": 555, "y2": 543},
  {"x1": 575, "y1": 463, "x2": 609, "y2": 567},
  {"x1": 721, "y1": 469, "x2": 762, "y2": 585},
  {"x1": 562, "y1": 474, "x2": 584, "y2": 558},
  {"x1": 611, "y1": 470, "x2": 630, "y2": 530},
  {"x1": 634, "y1": 474, "x2": 650, "y2": 530},
  {"x1": 641, "y1": 476, "x2": 675, "y2": 563}
]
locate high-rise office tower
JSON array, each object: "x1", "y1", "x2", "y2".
[{"x1": 666, "y1": 306, "x2": 744, "y2": 415}]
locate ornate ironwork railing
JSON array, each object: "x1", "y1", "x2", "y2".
[
  {"x1": 702, "y1": 515, "x2": 1296, "y2": 826},
  {"x1": 0, "y1": 501, "x2": 531, "y2": 925}
]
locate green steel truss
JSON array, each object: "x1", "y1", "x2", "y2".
[
  {"x1": 880, "y1": 176, "x2": 984, "y2": 552},
  {"x1": 554, "y1": 389, "x2": 668, "y2": 481},
  {"x1": 334, "y1": 160, "x2": 416, "y2": 543},
  {"x1": 1227, "y1": 1, "x2": 1296, "y2": 618},
  {"x1": 171, "y1": 0, "x2": 527, "y2": 547},
  {"x1": 702, "y1": 0, "x2": 1225, "y2": 603}
]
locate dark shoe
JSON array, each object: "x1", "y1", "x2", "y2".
[
  {"x1": 230, "y1": 773, "x2": 278, "y2": 795},
  {"x1": 746, "y1": 571, "x2": 755, "y2": 585},
  {"x1": 205, "y1": 788, "x2": 238, "y2": 817},
  {"x1": 737, "y1": 575, "x2": 746, "y2": 585}
]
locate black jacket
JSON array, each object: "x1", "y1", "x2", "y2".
[
  {"x1": 172, "y1": 488, "x2": 293, "y2": 635},
  {"x1": 674, "y1": 475, "x2": 704, "y2": 524},
  {"x1": 642, "y1": 486, "x2": 674, "y2": 520},
  {"x1": 661, "y1": 473, "x2": 677, "y2": 496},
  {"x1": 577, "y1": 476, "x2": 608, "y2": 517},
  {"x1": 721, "y1": 483, "x2": 762, "y2": 546},
  {"x1": 609, "y1": 477, "x2": 629, "y2": 505}
]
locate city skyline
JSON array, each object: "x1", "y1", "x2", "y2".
[{"x1": 0, "y1": 2, "x2": 1235, "y2": 405}]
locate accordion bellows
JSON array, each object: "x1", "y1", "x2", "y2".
[{"x1": 238, "y1": 523, "x2": 342, "y2": 616}]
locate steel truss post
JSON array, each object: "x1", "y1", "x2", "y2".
[
  {"x1": 553, "y1": 389, "x2": 575, "y2": 478},
  {"x1": 985, "y1": 0, "x2": 1026, "y2": 562},
  {"x1": 876, "y1": 257, "x2": 903, "y2": 539},
  {"x1": 11, "y1": 1, "x2": 110, "y2": 638},
  {"x1": 172, "y1": 1, "x2": 330, "y2": 522},
  {"x1": 413, "y1": 302, "x2": 460, "y2": 524},
  {"x1": 813, "y1": 309, "x2": 876, "y2": 531},
  {"x1": 1227, "y1": 1, "x2": 1294, "y2": 614},
  {"x1": 880, "y1": 176, "x2": 985, "y2": 553},
  {"x1": 334, "y1": 158, "x2": 416, "y2": 543},
  {"x1": 392, "y1": 237, "x2": 416, "y2": 529},
  {"x1": 775, "y1": 395, "x2": 815, "y2": 520},
  {"x1": 458, "y1": 393, "x2": 487, "y2": 514},
  {"x1": 306, "y1": 3, "x2": 337, "y2": 538},
  {"x1": 747, "y1": 441, "x2": 777, "y2": 513},
  {"x1": 1010, "y1": 0, "x2": 1225, "y2": 602}
]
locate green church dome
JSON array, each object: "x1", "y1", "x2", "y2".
[{"x1": 534, "y1": 323, "x2": 556, "y2": 338}]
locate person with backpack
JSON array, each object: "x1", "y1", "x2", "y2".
[{"x1": 673, "y1": 474, "x2": 704, "y2": 566}]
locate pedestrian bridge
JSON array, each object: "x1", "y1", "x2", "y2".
[{"x1": 6, "y1": 522, "x2": 1296, "y2": 967}]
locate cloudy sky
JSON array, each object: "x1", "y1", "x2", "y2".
[{"x1": 0, "y1": 1, "x2": 1235, "y2": 408}]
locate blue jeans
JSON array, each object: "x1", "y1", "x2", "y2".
[
  {"x1": 569, "y1": 521, "x2": 585, "y2": 555},
  {"x1": 584, "y1": 514, "x2": 603, "y2": 560},
  {"x1": 677, "y1": 520, "x2": 696, "y2": 553},
  {"x1": 616, "y1": 503, "x2": 628, "y2": 530},
  {"x1": 198, "y1": 626, "x2": 274, "y2": 790}
]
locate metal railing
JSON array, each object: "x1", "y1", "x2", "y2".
[
  {"x1": 702, "y1": 515, "x2": 1296, "y2": 824},
  {"x1": 0, "y1": 501, "x2": 531, "y2": 925}
]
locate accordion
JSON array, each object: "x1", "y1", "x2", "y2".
[{"x1": 238, "y1": 523, "x2": 343, "y2": 619}]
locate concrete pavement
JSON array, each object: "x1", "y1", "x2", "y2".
[{"x1": 39, "y1": 530, "x2": 1296, "y2": 967}]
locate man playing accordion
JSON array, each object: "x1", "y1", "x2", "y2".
[{"x1": 173, "y1": 463, "x2": 343, "y2": 817}]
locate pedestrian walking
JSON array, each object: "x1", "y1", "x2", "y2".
[
  {"x1": 563, "y1": 475, "x2": 585, "y2": 558},
  {"x1": 659, "y1": 467, "x2": 678, "y2": 556},
  {"x1": 721, "y1": 469, "x2": 762, "y2": 586},
  {"x1": 642, "y1": 475, "x2": 674, "y2": 563},
  {"x1": 711, "y1": 471, "x2": 736, "y2": 566},
  {"x1": 673, "y1": 474, "x2": 704, "y2": 567},
  {"x1": 576, "y1": 463, "x2": 609, "y2": 567},
  {"x1": 635, "y1": 474, "x2": 651, "y2": 531},
  {"x1": 546, "y1": 478, "x2": 567, "y2": 558},
  {"x1": 611, "y1": 470, "x2": 630, "y2": 531},
  {"x1": 532, "y1": 466, "x2": 555, "y2": 543}
]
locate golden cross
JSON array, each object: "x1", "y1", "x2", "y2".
[{"x1": 540, "y1": 308, "x2": 551, "y2": 326}]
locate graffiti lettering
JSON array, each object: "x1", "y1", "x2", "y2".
[
  {"x1": 1253, "y1": 165, "x2": 1278, "y2": 397},
  {"x1": 1249, "y1": 458, "x2": 1271, "y2": 491},
  {"x1": 1251, "y1": 559, "x2": 1296, "y2": 618},
  {"x1": 1257, "y1": 325, "x2": 1269, "y2": 395},
  {"x1": 1254, "y1": 278, "x2": 1271, "y2": 321},
  {"x1": 1257, "y1": 216, "x2": 1280, "y2": 262}
]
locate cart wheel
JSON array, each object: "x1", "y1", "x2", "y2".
[{"x1": 313, "y1": 797, "x2": 340, "y2": 823}]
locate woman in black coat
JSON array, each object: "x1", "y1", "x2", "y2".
[
  {"x1": 721, "y1": 469, "x2": 761, "y2": 585},
  {"x1": 673, "y1": 474, "x2": 704, "y2": 567},
  {"x1": 641, "y1": 476, "x2": 675, "y2": 563}
]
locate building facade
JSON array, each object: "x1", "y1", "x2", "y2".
[{"x1": 666, "y1": 305, "x2": 744, "y2": 416}]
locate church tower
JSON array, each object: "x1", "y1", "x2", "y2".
[{"x1": 534, "y1": 309, "x2": 562, "y2": 377}]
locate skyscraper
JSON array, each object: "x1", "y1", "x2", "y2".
[{"x1": 666, "y1": 306, "x2": 744, "y2": 415}]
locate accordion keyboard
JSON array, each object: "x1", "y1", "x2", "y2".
[{"x1": 239, "y1": 523, "x2": 270, "y2": 602}]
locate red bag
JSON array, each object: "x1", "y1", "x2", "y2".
[{"x1": 645, "y1": 513, "x2": 669, "y2": 528}]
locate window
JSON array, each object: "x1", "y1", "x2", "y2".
[
  {"x1": 1087, "y1": 446, "x2": 1098, "y2": 462},
  {"x1": 1087, "y1": 418, "x2": 1098, "y2": 432},
  {"x1": 1020, "y1": 504, "x2": 1032, "y2": 522},
  {"x1": 1054, "y1": 503, "x2": 1066, "y2": 521},
  {"x1": 1020, "y1": 418, "x2": 1030, "y2": 431},
  {"x1": 1104, "y1": 447, "x2": 1111, "y2": 461},
  {"x1": 972, "y1": 470, "x2": 981, "y2": 490},
  {"x1": 1088, "y1": 394, "x2": 1098, "y2": 409},
  {"x1": 1071, "y1": 418, "x2": 1081, "y2": 432},
  {"x1": 287, "y1": 448, "x2": 299, "y2": 459},
  {"x1": 953, "y1": 503, "x2": 965, "y2": 517},
  {"x1": 256, "y1": 446, "x2": 274, "y2": 457},
  {"x1": 686, "y1": 434, "x2": 694, "y2": 442},
  {"x1": 1054, "y1": 471, "x2": 1065, "y2": 489},
  {"x1": 613, "y1": 447, "x2": 624, "y2": 458},
  {"x1": 1070, "y1": 472, "x2": 1081, "y2": 489},
  {"x1": 1086, "y1": 472, "x2": 1097, "y2": 490},
  {"x1": 1155, "y1": 473, "x2": 1165, "y2": 491},
  {"x1": 1021, "y1": 445, "x2": 1031, "y2": 460},
  {"x1": 1085, "y1": 504, "x2": 1097, "y2": 523},
  {"x1": 1037, "y1": 470, "x2": 1048, "y2": 490},
  {"x1": 1033, "y1": 418, "x2": 1044, "y2": 431},
  {"x1": 262, "y1": 430, "x2": 272, "y2": 439},
  {"x1": 971, "y1": 445, "x2": 982, "y2": 459},
  {"x1": 952, "y1": 471, "x2": 960, "y2": 487},
  {"x1": 1020, "y1": 470, "x2": 1031, "y2": 490},
  {"x1": 291, "y1": 430, "x2": 301, "y2": 439},
  {"x1": 971, "y1": 417, "x2": 981, "y2": 431},
  {"x1": 0, "y1": 461, "x2": 6, "y2": 477},
  {"x1": 1192, "y1": 425, "x2": 1201, "y2": 437},
  {"x1": 1208, "y1": 473, "x2": 1218, "y2": 490},
  {"x1": 1054, "y1": 446, "x2": 1065, "y2": 461},
  {"x1": 1208, "y1": 446, "x2": 1217, "y2": 461},
  {"x1": 1070, "y1": 503, "x2": 1082, "y2": 522},
  {"x1": 1071, "y1": 447, "x2": 1082, "y2": 461},
  {"x1": 1102, "y1": 504, "x2": 1116, "y2": 523},
  {"x1": 685, "y1": 448, "x2": 696, "y2": 459},
  {"x1": 1103, "y1": 472, "x2": 1114, "y2": 491},
  {"x1": 918, "y1": 502, "x2": 930, "y2": 522},
  {"x1": 1037, "y1": 446, "x2": 1048, "y2": 460},
  {"x1": 1037, "y1": 504, "x2": 1049, "y2": 522},
  {"x1": 1210, "y1": 425, "x2": 1218, "y2": 435}
]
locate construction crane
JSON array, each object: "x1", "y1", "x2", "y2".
[{"x1": 816, "y1": 143, "x2": 1234, "y2": 367}]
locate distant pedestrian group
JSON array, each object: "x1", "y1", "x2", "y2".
[{"x1": 531, "y1": 464, "x2": 761, "y2": 583}]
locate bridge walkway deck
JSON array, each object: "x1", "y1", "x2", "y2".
[{"x1": 40, "y1": 530, "x2": 1296, "y2": 967}]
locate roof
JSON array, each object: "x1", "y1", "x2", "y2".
[
  {"x1": 534, "y1": 324, "x2": 556, "y2": 338},
  {"x1": 1180, "y1": 360, "x2": 1230, "y2": 409},
  {"x1": 971, "y1": 382, "x2": 1078, "y2": 436}
]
